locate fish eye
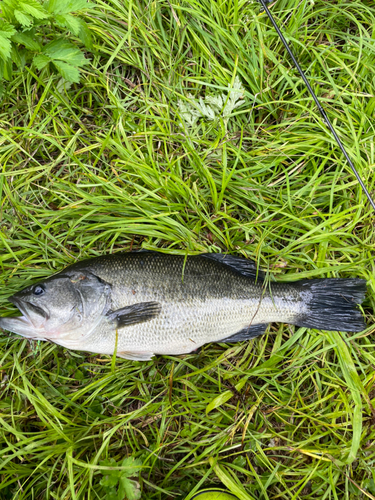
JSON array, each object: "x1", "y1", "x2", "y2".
[{"x1": 33, "y1": 285, "x2": 45, "y2": 296}]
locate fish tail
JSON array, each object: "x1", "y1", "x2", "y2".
[{"x1": 294, "y1": 278, "x2": 366, "y2": 332}]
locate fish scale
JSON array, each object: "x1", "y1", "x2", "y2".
[
  {"x1": 0, "y1": 252, "x2": 366, "y2": 360},
  {"x1": 67, "y1": 253, "x2": 284, "y2": 354}
]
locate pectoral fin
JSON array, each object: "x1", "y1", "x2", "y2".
[{"x1": 106, "y1": 301, "x2": 161, "y2": 328}]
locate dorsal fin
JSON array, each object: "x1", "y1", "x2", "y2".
[{"x1": 201, "y1": 253, "x2": 265, "y2": 280}]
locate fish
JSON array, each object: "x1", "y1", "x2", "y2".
[{"x1": 0, "y1": 252, "x2": 367, "y2": 360}]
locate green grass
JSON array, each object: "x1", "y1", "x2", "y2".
[{"x1": 1, "y1": 0, "x2": 375, "y2": 498}]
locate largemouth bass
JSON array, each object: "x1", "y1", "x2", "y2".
[{"x1": 0, "y1": 252, "x2": 366, "y2": 360}]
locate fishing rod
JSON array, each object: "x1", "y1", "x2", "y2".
[{"x1": 257, "y1": 0, "x2": 375, "y2": 212}]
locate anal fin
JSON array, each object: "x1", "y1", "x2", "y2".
[{"x1": 219, "y1": 323, "x2": 268, "y2": 343}]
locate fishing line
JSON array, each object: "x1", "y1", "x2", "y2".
[{"x1": 257, "y1": 0, "x2": 375, "y2": 212}]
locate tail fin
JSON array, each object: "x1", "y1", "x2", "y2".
[{"x1": 295, "y1": 278, "x2": 366, "y2": 332}]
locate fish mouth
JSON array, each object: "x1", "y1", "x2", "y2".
[
  {"x1": 0, "y1": 295, "x2": 48, "y2": 339},
  {"x1": 0, "y1": 314, "x2": 46, "y2": 340},
  {"x1": 4, "y1": 295, "x2": 49, "y2": 338},
  {"x1": 9, "y1": 296, "x2": 48, "y2": 319}
]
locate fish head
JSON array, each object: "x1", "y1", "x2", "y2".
[{"x1": 0, "y1": 271, "x2": 111, "y2": 342}]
